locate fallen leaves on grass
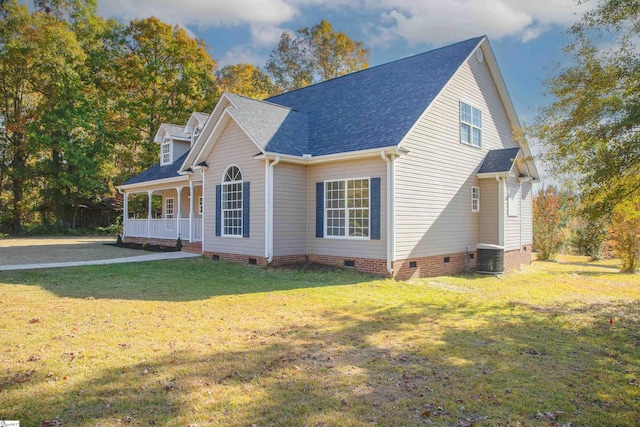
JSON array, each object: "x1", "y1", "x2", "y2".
[
  {"x1": 29, "y1": 318, "x2": 41, "y2": 324},
  {"x1": 535, "y1": 410, "x2": 565, "y2": 420}
]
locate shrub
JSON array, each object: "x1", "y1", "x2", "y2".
[
  {"x1": 176, "y1": 236, "x2": 182, "y2": 251},
  {"x1": 116, "y1": 234, "x2": 123, "y2": 246}
]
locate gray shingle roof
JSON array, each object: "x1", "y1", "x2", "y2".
[
  {"x1": 163, "y1": 123, "x2": 190, "y2": 140},
  {"x1": 121, "y1": 152, "x2": 189, "y2": 186},
  {"x1": 478, "y1": 147, "x2": 521, "y2": 174},
  {"x1": 194, "y1": 112, "x2": 210, "y2": 124},
  {"x1": 266, "y1": 36, "x2": 484, "y2": 156},
  {"x1": 226, "y1": 93, "x2": 309, "y2": 156}
]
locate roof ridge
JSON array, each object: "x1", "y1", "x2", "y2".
[
  {"x1": 227, "y1": 92, "x2": 301, "y2": 113},
  {"x1": 267, "y1": 35, "x2": 486, "y2": 101}
]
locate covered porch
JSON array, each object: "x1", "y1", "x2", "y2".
[{"x1": 120, "y1": 178, "x2": 204, "y2": 244}]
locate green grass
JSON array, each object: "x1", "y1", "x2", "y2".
[{"x1": 0, "y1": 257, "x2": 638, "y2": 426}]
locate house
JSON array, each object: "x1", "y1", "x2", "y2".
[{"x1": 117, "y1": 36, "x2": 539, "y2": 279}]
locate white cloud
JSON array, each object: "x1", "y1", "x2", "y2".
[
  {"x1": 362, "y1": 0, "x2": 594, "y2": 45},
  {"x1": 98, "y1": 0, "x2": 297, "y2": 28},
  {"x1": 218, "y1": 45, "x2": 269, "y2": 68}
]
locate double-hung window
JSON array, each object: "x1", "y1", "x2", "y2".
[
  {"x1": 222, "y1": 166, "x2": 243, "y2": 236},
  {"x1": 161, "y1": 138, "x2": 171, "y2": 165},
  {"x1": 164, "y1": 198, "x2": 174, "y2": 219},
  {"x1": 460, "y1": 102, "x2": 482, "y2": 147},
  {"x1": 471, "y1": 186, "x2": 480, "y2": 212},
  {"x1": 325, "y1": 178, "x2": 370, "y2": 238}
]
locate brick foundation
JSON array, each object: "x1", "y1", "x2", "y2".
[
  {"x1": 308, "y1": 254, "x2": 389, "y2": 276},
  {"x1": 271, "y1": 254, "x2": 309, "y2": 266},
  {"x1": 392, "y1": 251, "x2": 477, "y2": 280},
  {"x1": 203, "y1": 251, "x2": 269, "y2": 266},
  {"x1": 181, "y1": 242, "x2": 202, "y2": 254},
  {"x1": 504, "y1": 245, "x2": 532, "y2": 272}
]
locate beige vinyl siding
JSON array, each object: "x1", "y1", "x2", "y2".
[
  {"x1": 273, "y1": 163, "x2": 307, "y2": 256},
  {"x1": 307, "y1": 157, "x2": 386, "y2": 259},
  {"x1": 521, "y1": 180, "x2": 533, "y2": 245},
  {"x1": 160, "y1": 187, "x2": 190, "y2": 218},
  {"x1": 192, "y1": 185, "x2": 203, "y2": 218},
  {"x1": 479, "y1": 179, "x2": 498, "y2": 245},
  {"x1": 395, "y1": 46, "x2": 518, "y2": 259},
  {"x1": 504, "y1": 164, "x2": 521, "y2": 251},
  {"x1": 202, "y1": 120, "x2": 265, "y2": 256},
  {"x1": 173, "y1": 141, "x2": 190, "y2": 163}
]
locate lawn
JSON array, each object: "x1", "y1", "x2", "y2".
[{"x1": 0, "y1": 257, "x2": 638, "y2": 426}]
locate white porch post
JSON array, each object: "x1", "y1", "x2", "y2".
[
  {"x1": 147, "y1": 190, "x2": 153, "y2": 238},
  {"x1": 189, "y1": 180, "x2": 194, "y2": 243},
  {"x1": 122, "y1": 192, "x2": 129, "y2": 238},
  {"x1": 176, "y1": 186, "x2": 183, "y2": 239}
]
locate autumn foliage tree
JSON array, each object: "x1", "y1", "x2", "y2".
[
  {"x1": 533, "y1": 0, "x2": 640, "y2": 219},
  {"x1": 609, "y1": 195, "x2": 640, "y2": 272},
  {"x1": 217, "y1": 64, "x2": 275, "y2": 99},
  {"x1": 533, "y1": 186, "x2": 564, "y2": 261},
  {"x1": 266, "y1": 20, "x2": 369, "y2": 93}
]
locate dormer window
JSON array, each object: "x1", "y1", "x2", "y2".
[{"x1": 161, "y1": 138, "x2": 171, "y2": 165}]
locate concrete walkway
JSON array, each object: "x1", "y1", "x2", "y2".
[{"x1": 0, "y1": 251, "x2": 201, "y2": 271}]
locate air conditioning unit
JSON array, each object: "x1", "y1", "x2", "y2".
[{"x1": 476, "y1": 243, "x2": 505, "y2": 274}]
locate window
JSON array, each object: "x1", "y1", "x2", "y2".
[
  {"x1": 325, "y1": 178, "x2": 370, "y2": 238},
  {"x1": 472, "y1": 186, "x2": 480, "y2": 212},
  {"x1": 508, "y1": 183, "x2": 520, "y2": 217},
  {"x1": 161, "y1": 139, "x2": 171, "y2": 165},
  {"x1": 165, "y1": 198, "x2": 174, "y2": 219},
  {"x1": 222, "y1": 166, "x2": 243, "y2": 236},
  {"x1": 460, "y1": 101, "x2": 482, "y2": 147},
  {"x1": 198, "y1": 196, "x2": 203, "y2": 216}
]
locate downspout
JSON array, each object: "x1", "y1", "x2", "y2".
[
  {"x1": 264, "y1": 159, "x2": 270, "y2": 259},
  {"x1": 200, "y1": 169, "x2": 206, "y2": 254},
  {"x1": 381, "y1": 151, "x2": 395, "y2": 276},
  {"x1": 267, "y1": 156, "x2": 280, "y2": 263},
  {"x1": 497, "y1": 176, "x2": 505, "y2": 247}
]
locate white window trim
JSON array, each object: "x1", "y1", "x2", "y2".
[
  {"x1": 164, "y1": 197, "x2": 174, "y2": 219},
  {"x1": 459, "y1": 100, "x2": 482, "y2": 148},
  {"x1": 324, "y1": 177, "x2": 371, "y2": 240},
  {"x1": 471, "y1": 186, "x2": 480, "y2": 213},
  {"x1": 221, "y1": 165, "x2": 243, "y2": 238},
  {"x1": 161, "y1": 138, "x2": 172, "y2": 165}
]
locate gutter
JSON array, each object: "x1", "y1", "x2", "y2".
[{"x1": 380, "y1": 151, "x2": 395, "y2": 276}]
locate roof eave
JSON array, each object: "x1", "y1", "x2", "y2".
[
  {"x1": 258, "y1": 145, "x2": 406, "y2": 164},
  {"x1": 117, "y1": 175, "x2": 188, "y2": 192}
]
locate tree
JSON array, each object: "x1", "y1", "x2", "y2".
[
  {"x1": 533, "y1": 186, "x2": 564, "y2": 261},
  {"x1": 217, "y1": 63, "x2": 275, "y2": 99},
  {"x1": 533, "y1": 0, "x2": 640, "y2": 219},
  {"x1": 266, "y1": 19, "x2": 369, "y2": 93},
  {"x1": 0, "y1": 0, "x2": 87, "y2": 233},
  {"x1": 115, "y1": 17, "x2": 218, "y2": 180},
  {"x1": 609, "y1": 195, "x2": 640, "y2": 272}
]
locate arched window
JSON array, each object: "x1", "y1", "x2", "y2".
[{"x1": 222, "y1": 166, "x2": 243, "y2": 236}]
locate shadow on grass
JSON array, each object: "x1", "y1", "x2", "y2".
[
  {"x1": 6, "y1": 300, "x2": 640, "y2": 426},
  {"x1": 0, "y1": 257, "x2": 375, "y2": 301}
]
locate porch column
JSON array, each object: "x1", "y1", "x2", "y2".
[
  {"x1": 189, "y1": 180, "x2": 194, "y2": 243},
  {"x1": 123, "y1": 192, "x2": 129, "y2": 238},
  {"x1": 176, "y1": 186, "x2": 183, "y2": 239},
  {"x1": 147, "y1": 190, "x2": 153, "y2": 238}
]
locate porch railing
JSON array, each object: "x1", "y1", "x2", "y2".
[{"x1": 124, "y1": 218, "x2": 203, "y2": 242}]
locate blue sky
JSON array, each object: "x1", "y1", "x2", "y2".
[{"x1": 97, "y1": 0, "x2": 592, "y2": 126}]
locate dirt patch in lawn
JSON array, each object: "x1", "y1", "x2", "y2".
[{"x1": 0, "y1": 236, "x2": 145, "y2": 266}]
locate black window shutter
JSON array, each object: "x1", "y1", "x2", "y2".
[
  {"x1": 215, "y1": 185, "x2": 221, "y2": 236},
  {"x1": 371, "y1": 177, "x2": 381, "y2": 240},
  {"x1": 316, "y1": 182, "x2": 324, "y2": 238},
  {"x1": 242, "y1": 181, "x2": 250, "y2": 238}
]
